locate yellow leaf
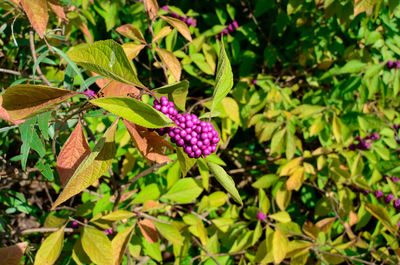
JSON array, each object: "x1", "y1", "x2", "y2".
[
  {"x1": 21, "y1": 0, "x2": 48, "y2": 38},
  {"x1": 81, "y1": 227, "x2": 114, "y2": 265},
  {"x1": 332, "y1": 115, "x2": 342, "y2": 143},
  {"x1": 51, "y1": 121, "x2": 117, "y2": 210},
  {"x1": 153, "y1": 26, "x2": 172, "y2": 43},
  {"x1": 145, "y1": 0, "x2": 159, "y2": 20},
  {"x1": 161, "y1": 16, "x2": 192, "y2": 42},
  {"x1": 156, "y1": 48, "x2": 182, "y2": 82},
  {"x1": 116, "y1": 24, "x2": 145, "y2": 43},
  {"x1": 34, "y1": 227, "x2": 65, "y2": 265},
  {"x1": 310, "y1": 115, "x2": 325, "y2": 136},
  {"x1": 112, "y1": 225, "x2": 135, "y2": 265},
  {"x1": 286, "y1": 166, "x2": 305, "y2": 191},
  {"x1": 122, "y1": 43, "x2": 146, "y2": 60},
  {"x1": 276, "y1": 186, "x2": 292, "y2": 211},
  {"x1": 280, "y1": 157, "x2": 303, "y2": 176},
  {"x1": 221, "y1": 97, "x2": 240, "y2": 124},
  {"x1": 273, "y1": 228, "x2": 289, "y2": 264}
]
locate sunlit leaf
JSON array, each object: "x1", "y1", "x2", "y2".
[
  {"x1": 34, "y1": 226, "x2": 64, "y2": 265},
  {"x1": 161, "y1": 16, "x2": 192, "y2": 42},
  {"x1": 156, "y1": 48, "x2": 182, "y2": 82},
  {"x1": 81, "y1": 227, "x2": 114, "y2": 265},
  {"x1": 0, "y1": 242, "x2": 28, "y2": 265},
  {"x1": 162, "y1": 178, "x2": 203, "y2": 204},
  {"x1": 112, "y1": 225, "x2": 135, "y2": 265},
  {"x1": 21, "y1": 0, "x2": 48, "y2": 38},
  {"x1": 153, "y1": 221, "x2": 184, "y2": 246},
  {"x1": 138, "y1": 219, "x2": 159, "y2": 244}
]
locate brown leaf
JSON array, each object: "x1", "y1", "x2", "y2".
[
  {"x1": 145, "y1": 0, "x2": 159, "y2": 20},
  {"x1": 56, "y1": 120, "x2": 91, "y2": 186},
  {"x1": 142, "y1": 200, "x2": 160, "y2": 211},
  {"x1": 0, "y1": 96, "x2": 24, "y2": 125},
  {"x1": 315, "y1": 217, "x2": 336, "y2": 233},
  {"x1": 68, "y1": 12, "x2": 93, "y2": 42},
  {"x1": 2, "y1": 85, "x2": 78, "y2": 120},
  {"x1": 161, "y1": 16, "x2": 192, "y2": 42},
  {"x1": 153, "y1": 26, "x2": 172, "y2": 43},
  {"x1": 138, "y1": 219, "x2": 159, "y2": 243},
  {"x1": 116, "y1": 24, "x2": 145, "y2": 43},
  {"x1": 48, "y1": 1, "x2": 68, "y2": 22},
  {"x1": 155, "y1": 48, "x2": 181, "y2": 82},
  {"x1": 349, "y1": 210, "x2": 359, "y2": 227},
  {"x1": 0, "y1": 242, "x2": 28, "y2": 265},
  {"x1": 21, "y1": 0, "x2": 49, "y2": 38},
  {"x1": 354, "y1": 0, "x2": 375, "y2": 16},
  {"x1": 123, "y1": 120, "x2": 172, "y2": 164},
  {"x1": 99, "y1": 80, "x2": 140, "y2": 98}
]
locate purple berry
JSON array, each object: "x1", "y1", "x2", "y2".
[
  {"x1": 232, "y1": 21, "x2": 239, "y2": 29},
  {"x1": 228, "y1": 24, "x2": 234, "y2": 32},
  {"x1": 174, "y1": 134, "x2": 182, "y2": 142},
  {"x1": 201, "y1": 133, "x2": 208, "y2": 140},
  {"x1": 154, "y1": 105, "x2": 161, "y2": 110},
  {"x1": 195, "y1": 149, "x2": 202, "y2": 158},
  {"x1": 185, "y1": 146, "x2": 193, "y2": 154},
  {"x1": 160, "y1": 96, "x2": 168, "y2": 103},
  {"x1": 370, "y1": 133, "x2": 380, "y2": 140},
  {"x1": 211, "y1": 145, "x2": 217, "y2": 152},
  {"x1": 375, "y1": 190, "x2": 384, "y2": 199},
  {"x1": 188, "y1": 152, "x2": 195, "y2": 158},
  {"x1": 180, "y1": 130, "x2": 187, "y2": 137},
  {"x1": 256, "y1": 210, "x2": 266, "y2": 221},
  {"x1": 395, "y1": 61, "x2": 400, "y2": 69},
  {"x1": 168, "y1": 131, "x2": 175, "y2": 138},
  {"x1": 212, "y1": 137, "x2": 220, "y2": 144},
  {"x1": 394, "y1": 199, "x2": 400, "y2": 210},
  {"x1": 186, "y1": 120, "x2": 194, "y2": 128},
  {"x1": 195, "y1": 126, "x2": 202, "y2": 133},
  {"x1": 203, "y1": 139, "x2": 211, "y2": 146},
  {"x1": 185, "y1": 128, "x2": 193, "y2": 133},
  {"x1": 161, "y1": 5, "x2": 169, "y2": 11},
  {"x1": 161, "y1": 106, "x2": 168, "y2": 114},
  {"x1": 192, "y1": 145, "x2": 199, "y2": 152},
  {"x1": 185, "y1": 134, "x2": 192, "y2": 142},
  {"x1": 387, "y1": 60, "x2": 394, "y2": 69},
  {"x1": 187, "y1": 18, "x2": 193, "y2": 25},
  {"x1": 385, "y1": 194, "x2": 394, "y2": 204},
  {"x1": 222, "y1": 28, "x2": 229, "y2": 35},
  {"x1": 171, "y1": 12, "x2": 179, "y2": 18},
  {"x1": 203, "y1": 149, "x2": 211, "y2": 156},
  {"x1": 394, "y1": 124, "x2": 400, "y2": 130},
  {"x1": 177, "y1": 139, "x2": 185, "y2": 147},
  {"x1": 191, "y1": 131, "x2": 198, "y2": 137},
  {"x1": 391, "y1": 176, "x2": 400, "y2": 182},
  {"x1": 190, "y1": 138, "x2": 198, "y2": 145},
  {"x1": 71, "y1": 221, "x2": 79, "y2": 228}
]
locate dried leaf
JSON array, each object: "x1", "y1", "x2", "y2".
[
  {"x1": 138, "y1": 219, "x2": 159, "y2": 243},
  {"x1": 116, "y1": 24, "x2": 145, "y2": 43},
  {"x1": 21, "y1": 0, "x2": 48, "y2": 38},
  {"x1": 161, "y1": 16, "x2": 192, "y2": 42},
  {"x1": 155, "y1": 48, "x2": 181, "y2": 82},
  {"x1": 123, "y1": 120, "x2": 172, "y2": 164},
  {"x1": 0, "y1": 242, "x2": 28, "y2": 265},
  {"x1": 56, "y1": 121, "x2": 91, "y2": 186}
]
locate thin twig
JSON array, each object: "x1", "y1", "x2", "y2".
[
  {"x1": 0, "y1": 68, "x2": 39, "y2": 79},
  {"x1": 29, "y1": 30, "x2": 52, "y2": 86},
  {"x1": 132, "y1": 210, "x2": 170, "y2": 224},
  {"x1": 191, "y1": 236, "x2": 221, "y2": 265},
  {"x1": 21, "y1": 227, "x2": 73, "y2": 234}
]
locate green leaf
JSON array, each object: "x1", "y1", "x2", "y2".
[
  {"x1": 208, "y1": 191, "x2": 228, "y2": 208},
  {"x1": 90, "y1": 97, "x2": 173, "y2": 128},
  {"x1": 269, "y1": 212, "x2": 291, "y2": 223},
  {"x1": 132, "y1": 183, "x2": 161, "y2": 204},
  {"x1": 100, "y1": 210, "x2": 135, "y2": 221},
  {"x1": 162, "y1": 178, "x2": 203, "y2": 204},
  {"x1": 208, "y1": 162, "x2": 243, "y2": 205},
  {"x1": 197, "y1": 157, "x2": 210, "y2": 190},
  {"x1": 176, "y1": 147, "x2": 196, "y2": 177},
  {"x1": 34, "y1": 226, "x2": 65, "y2": 265},
  {"x1": 67, "y1": 40, "x2": 143, "y2": 87},
  {"x1": 153, "y1": 221, "x2": 184, "y2": 246},
  {"x1": 51, "y1": 120, "x2": 117, "y2": 210},
  {"x1": 72, "y1": 238, "x2": 92, "y2": 265},
  {"x1": 153, "y1": 81, "x2": 189, "y2": 111},
  {"x1": 81, "y1": 227, "x2": 114, "y2": 265},
  {"x1": 270, "y1": 128, "x2": 286, "y2": 155},
  {"x1": 365, "y1": 203, "x2": 394, "y2": 233},
  {"x1": 338, "y1": 60, "x2": 366, "y2": 74},
  {"x1": 211, "y1": 41, "x2": 233, "y2": 114}
]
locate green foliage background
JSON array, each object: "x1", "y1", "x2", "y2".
[{"x1": 2, "y1": 0, "x2": 400, "y2": 264}]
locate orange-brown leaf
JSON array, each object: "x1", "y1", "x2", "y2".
[
  {"x1": 99, "y1": 80, "x2": 140, "y2": 98},
  {"x1": 0, "y1": 242, "x2": 28, "y2": 265},
  {"x1": 116, "y1": 24, "x2": 145, "y2": 43},
  {"x1": 56, "y1": 121, "x2": 91, "y2": 186},
  {"x1": 21, "y1": 0, "x2": 49, "y2": 38},
  {"x1": 0, "y1": 96, "x2": 24, "y2": 125},
  {"x1": 145, "y1": 0, "x2": 159, "y2": 20},
  {"x1": 155, "y1": 48, "x2": 181, "y2": 82},
  {"x1": 123, "y1": 120, "x2": 172, "y2": 164},
  {"x1": 49, "y1": 1, "x2": 68, "y2": 22},
  {"x1": 122, "y1": 43, "x2": 146, "y2": 60},
  {"x1": 161, "y1": 16, "x2": 192, "y2": 42},
  {"x1": 138, "y1": 219, "x2": 159, "y2": 243},
  {"x1": 2, "y1": 85, "x2": 78, "y2": 120}
]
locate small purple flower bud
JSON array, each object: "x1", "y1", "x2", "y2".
[
  {"x1": 395, "y1": 61, "x2": 400, "y2": 69},
  {"x1": 232, "y1": 21, "x2": 239, "y2": 29},
  {"x1": 375, "y1": 190, "x2": 384, "y2": 199},
  {"x1": 228, "y1": 24, "x2": 234, "y2": 32},
  {"x1": 104, "y1": 229, "x2": 113, "y2": 235},
  {"x1": 394, "y1": 124, "x2": 400, "y2": 130},
  {"x1": 385, "y1": 194, "x2": 394, "y2": 204},
  {"x1": 191, "y1": 19, "x2": 197, "y2": 28},
  {"x1": 222, "y1": 28, "x2": 229, "y2": 35},
  {"x1": 256, "y1": 210, "x2": 267, "y2": 221},
  {"x1": 252, "y1": 79, "x2": 258, "y2": 85},
  {"x1": 187, "y1": 18, "x2": 193, "y2": 25},
  {"x1": 391, "y1": 176, "x2": 400, "y2": 182},
  {"x1": 161, "y1": 5, "x2": 169, "y2": 11}
]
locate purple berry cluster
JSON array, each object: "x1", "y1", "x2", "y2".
[
  {"x1": 153, "y1": 96, "x2": 220, "y2": 158},
  {"x1": 161, "y1": 6, "x2": 197, "y2": 27},
  {"x1": 348, "y1": 133, "x2": 380, "y2": 151},
  {"x1": 387, "y1": 60, "x2": 400, "y2": 70},
  {"x1": 216, "y1": 21, "x2": 239, "y2": 38}
]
